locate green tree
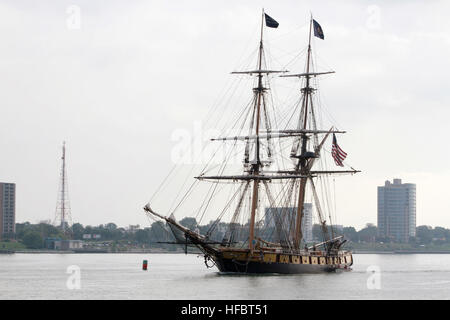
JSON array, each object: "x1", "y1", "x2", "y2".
[
  {"x1": 416, "y1": 225, "x2": 433, "y2": 244},
  {"x1": 37, "y1": 223, "x2": 62, "y2": 238},
  {"x1": 149, "y1": 221, "x2": 171, "y2": 242},
  {"x1": 343, "y1": 227, "x2": 358, "y2": 242},
  {"x1": 106, "y1": 223, "x2": 117, "y2": 231},
  {"x1": 15, "y1": 222, "x2": 32, "y2": 240},
  {"x1": 22, "y1": 231, "x2": 44, "y2": 249},
  {"x1": 134, "y1": 229, "x2": 150, "y2": 244},
  {"x1": 433, "y1": 227, "x2": 448, "y2": 241},
  {"x1": 72, "y1": 223, "x2": 85, "y2": 240},
  {"x1": 357, "y1": 223, "x2": 377, "y2": 242}
]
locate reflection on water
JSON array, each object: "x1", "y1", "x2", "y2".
[{"x1": 1, "y1": 253, "x2": 450, "y2": 299}]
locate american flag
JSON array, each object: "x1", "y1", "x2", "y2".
[{"x1": 332, "y1": 133, "x2": 347, "y2": 167}]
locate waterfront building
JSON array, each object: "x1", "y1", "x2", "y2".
[
  {"x1": 0, "y1": 182, "x2": 15, "y2": 240},
  {"x1": 44, "y1": 238, "x2": 83, "y2": 250},
  {"x1": 377, "y1": 178, "x2": 416, "y2": 242}
]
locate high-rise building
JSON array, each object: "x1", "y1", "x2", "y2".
[
  {"x1": 377, "y1": 178, "x2": 416, "y2": 242},
  {"x1": 0, "y1": 182, "x2": 16, "y2": 240},
  {"x1": 264, "y1": 204, "x2": 313, "y2": 243}
]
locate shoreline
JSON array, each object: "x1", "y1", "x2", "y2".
[
  {"x1": 4, "y1": 249, "x2": 450, "y2": 255},
  {"x1": 1, "y1": 250, "x2": 194, "y2": 254},
  {"x1": 352, "y1": 250, "x2": 450, "y2": 254}
]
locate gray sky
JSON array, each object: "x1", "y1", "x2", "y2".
[{"x1": 0, "y1": 0, "x2": 449, "y2": 230}]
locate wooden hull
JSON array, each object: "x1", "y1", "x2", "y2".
[{"x1": 212, "y1": 249, "x2": 353, "y2": 274}]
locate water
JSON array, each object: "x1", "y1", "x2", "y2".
[{"x1": 1, "y1": 253, "x2": 450, "y2": 299}]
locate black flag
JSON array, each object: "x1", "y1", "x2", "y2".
[
  {"x1": 264, "y1": 13, "x2": 279, "y2": 28},
  {"x1": 313, "y1": 19, "x2": 324, "y2": 39}
]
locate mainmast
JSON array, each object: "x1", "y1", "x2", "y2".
[
  {"x1": 286, "y1": 16, "x2": 360, "y2": 250},
  {"x1": 292, "y1": 16, "x2": 314, "y2": 250},
  {"x1": 248, "y1": 10, "x2": 265, "y2": 251}
]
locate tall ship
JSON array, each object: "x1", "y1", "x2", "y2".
[{"x1": 144, "y1": 11, "x2": 360, "y2": 274}]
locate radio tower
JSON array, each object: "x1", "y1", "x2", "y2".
[{"x1": 54, "y1": 141, "x2": 72, "y2": 235}]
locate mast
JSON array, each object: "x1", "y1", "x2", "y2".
[
  {"x1": 293, "y1": 16, "x2": 314, "y2": 249},
  {"x1": 248, "y1": 9, "x2": 265, "y2": 251}
]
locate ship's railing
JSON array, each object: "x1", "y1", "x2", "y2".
[{"x1": 278, "y1": 250, "x2": 352, "y2": 257}]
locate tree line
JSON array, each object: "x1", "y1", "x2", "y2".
[{"x1": 5, "y1": 219, "x2": 450, "y2": 250}]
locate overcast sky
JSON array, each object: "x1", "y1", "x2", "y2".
[{"x1": 0, "y1": 0, "x2": 449, "y2": 230}]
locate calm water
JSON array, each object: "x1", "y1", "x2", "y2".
[{"x1": 0, "y1": 253, "x2": 449, "y2": 299}]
